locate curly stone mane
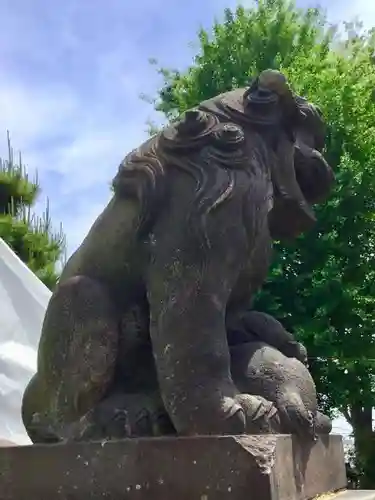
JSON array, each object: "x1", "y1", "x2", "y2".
[{"x1": 112, "y1": 107, "x2": 274, "y2": 247}]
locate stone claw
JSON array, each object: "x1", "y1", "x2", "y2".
[
  {"x1": 278, "y1": 400, "x2": 316, "y2": 439},
  {"x1": 235, "y1": 394, "x2": 282, "y2": 434}
]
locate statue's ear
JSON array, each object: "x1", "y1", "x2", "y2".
[
  {"x1": 242, "y1": 80, "x2": 281, "y2": 126},
  {"x1": 244, "y1": 70, "x2": 301, "y2": 126}
]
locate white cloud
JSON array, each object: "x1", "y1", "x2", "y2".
[
  {"x1": 40, "y1": 127, "x2": 145, "y2": 194},
  {"x1": 0, "y1": 82, "x2": 78, "y2": 152},
  {"x1": 239, "y1": 0, "x2": 375, "y2": 30},
  {"x1": 324, "y1": 0, "x2": 375, "y2": 30},
  {"x1": 0, "y1": 70, "x2": 153, "y2": 255}
]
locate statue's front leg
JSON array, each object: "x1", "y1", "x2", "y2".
[
  {"x1": 146, "y1": 192, "x2": 265, "y2": 435},
  {"x1": 147, "y1": 256, "x2": 244, "y2": 434}
]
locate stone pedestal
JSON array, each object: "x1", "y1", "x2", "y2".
[{"x1": 0, "y1": 434, "x2": 348, "y2": 499}]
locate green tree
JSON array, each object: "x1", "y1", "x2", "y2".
[
  {"x1": 149, "y1": 0, "x2": 375, "y2": 486},
  {"x1": 0, "y1": 132, "x2": 65, "y2": 290}
]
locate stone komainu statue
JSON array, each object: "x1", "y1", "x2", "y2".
[{"x1": 22, "y1": 70, "x2": 334, "y2": 443}]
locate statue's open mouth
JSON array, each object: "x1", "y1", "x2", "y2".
[
  {"x1": 268, "y1": 192, "x2": 316, "y2": 240},
  {"x1": 294, "y1": 143, "x2": 334, "y2": 206},
  {"x1": 268, "y1": 140, "x2": 333, "y2": 241}
]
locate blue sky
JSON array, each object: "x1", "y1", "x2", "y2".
[{"x1": 0, "y1": 0, "x2": 373, "y2": 257}]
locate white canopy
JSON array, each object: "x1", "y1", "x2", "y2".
[{"x1": 0, "y1": 237, "x2": 51, "y2": 445}]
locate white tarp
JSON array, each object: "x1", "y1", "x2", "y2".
[{"x1": 0, "y1": 237, "x2": 51, "y2": 445}]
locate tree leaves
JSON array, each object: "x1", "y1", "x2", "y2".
[
  {"x1": 149, "y1": 0, "x2": 375, "y2": 481},
  {"x1": 0, "y1": 134, "x2": 65, "y2": 290}
]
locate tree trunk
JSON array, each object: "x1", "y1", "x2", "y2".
[{"x1": 350, "y1": 404, "x2": 375, "y2": 488}]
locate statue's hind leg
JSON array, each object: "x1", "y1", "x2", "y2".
[
  {"x1": 22, "y1": 276, "x2": 119, "y2": 443},
  {"x1": 230, "y1": 341, "x2": 318, "y2": 438}
]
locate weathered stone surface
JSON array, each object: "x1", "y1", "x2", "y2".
[{"x1": 0, "y1": 434, "x2": 346, "y2": 500}]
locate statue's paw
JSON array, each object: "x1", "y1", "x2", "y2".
[
  {"x1": 235, "y1": 394, "x2": 282, "y2": 434},
  {"x1": 300, "y1": 410, "x2": 316, "y2": 440},
  {"x1": 221, "y1": 396, "x2": 247, "y2": 434},
  {"x1": 295, "y1": 342, "x2": 308, "y2": 367},
  {"x1": 86, "y1": 392, "x2": 176, "y2": 439},
  {"x1": 278, "y1": 402, "x2": 315, "y2": 439}
]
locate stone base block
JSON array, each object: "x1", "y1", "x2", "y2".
[{"x1": 0, "y1": 434, "x2": 347, "y2": 499}]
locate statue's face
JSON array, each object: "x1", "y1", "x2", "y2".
[
  {"x1": 159, "y1": 78, "x2": 333, "y2": 243},
  {"x1": 267, "y1": 101, "x2": 334, "y2": 240},
  {"x1": 293, "y1": 103, "x2": 334, "y2": 205}
]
